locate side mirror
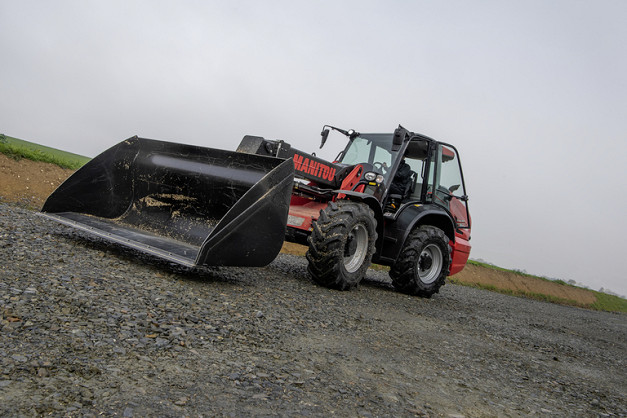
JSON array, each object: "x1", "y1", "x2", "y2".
[
  {"x1": 320, "y1": 128, "x2": 330, "y2": 149},
  {"x1": 392, "y1": 126, "x2": 406, "y2": 151}
]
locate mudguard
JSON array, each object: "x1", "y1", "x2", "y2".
[{"x1": 375, "y1": 203, "x2": 456, "y2": 265}]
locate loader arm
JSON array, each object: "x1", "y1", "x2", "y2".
[{"x1": 237, "y1": 136, "x2": 352, "y2": 188}]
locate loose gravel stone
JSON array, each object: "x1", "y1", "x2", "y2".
[{"x1": 0, "y1": 202, "x2": 626, "y2": 416}]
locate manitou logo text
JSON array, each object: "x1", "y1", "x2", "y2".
[{"x1": 293, "y1": 153, "x2": 336, "y2": 182}]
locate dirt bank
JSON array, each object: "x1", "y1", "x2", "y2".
[
  {"x1": 0, "y1": 153, "x2": 74, "y2": 209},
  {"x1": 453, "y1": 264, "x2": 598, "y2": 305}
]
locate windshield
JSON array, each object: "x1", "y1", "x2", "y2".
[{"x1": 339, "y1": 134, "x2": 399, "y2": 181}]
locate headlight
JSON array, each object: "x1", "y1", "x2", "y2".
[{"x1": 364, "y1": 172, "x2": 384, "y2": 184}]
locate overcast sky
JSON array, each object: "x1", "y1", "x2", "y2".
[{"x1": 1, "y1": 0, "x2": 626, "y2": 296}]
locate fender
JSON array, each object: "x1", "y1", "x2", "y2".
[
  {"x1": 375, "y1": 203, "x2": 456, "y2": 265},
  {"x1": 334, "y1": 190, "x2": 385, "y2": 253}
]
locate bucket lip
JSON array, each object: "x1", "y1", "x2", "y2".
[{"x1": 38, "y1": 212, "x2": 199, "y2": 267}]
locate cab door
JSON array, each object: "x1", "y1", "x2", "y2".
[
  {"x1": 428, "y1": 144, "x2": 470, "y2": 232},
  {"x1": 427, "y1": 144, "x2": 471, "y2": 274}
]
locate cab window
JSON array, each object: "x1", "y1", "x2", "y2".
[{"x1": 433, "y1": 145, "x2": 469, "y2": 228}]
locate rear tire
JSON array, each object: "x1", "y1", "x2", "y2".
[
  {"x1": 389, "y1": 225, "x2": 451, "y2": 298},
  {"x1": 306, "y1": 200, "x2": 377, "y2": 290}
]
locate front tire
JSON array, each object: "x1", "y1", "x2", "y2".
[
  {"x1": 306, "y1": 200, "x2": 377, "y2": 290},
  {"x1": 389, "y1": 225, "x2": 451, "y2": 297}
]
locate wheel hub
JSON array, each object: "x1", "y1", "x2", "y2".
[
  {"x1": 345, "y1": 232, "x2": 358, "y2": 257},
  {"x1": 416, "y1": 243, "x2": 443, "y2": 284},
  {"x1": 419, "y1": 253, "x2": 433, "y2": 271},
  {"x1": 343, "y1": 223, "x2": 368, "y2": 273}
]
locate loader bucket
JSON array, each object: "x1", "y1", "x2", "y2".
[{"x1": 40, "y1": 136, "x2": 295, "y2": 268}]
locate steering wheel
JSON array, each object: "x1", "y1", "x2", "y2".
[{"x1": 373, "y1": 162, "x2": 387, "y2": 173}]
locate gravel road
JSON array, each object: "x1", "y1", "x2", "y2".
[{"x1": 1, "y1": 202, "x2": 625, "y2": 417}]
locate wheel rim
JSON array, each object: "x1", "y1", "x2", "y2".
[
  {"x1": 343, "y1": 223, "x2": 369, "y2": 273},
  {"x1": 417, "y1": 243, "x2": 443, "y2": 284}
]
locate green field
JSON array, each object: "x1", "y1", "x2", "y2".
[{"x1": 0, "y1": 133, "x2": 90, "y2": 169}]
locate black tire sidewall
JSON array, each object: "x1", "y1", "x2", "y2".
[
  {"x1": 338, "y1": 215, "x2": 374, "y2": 280},
  {"x1": 306, "y1": 200, "x2": 377, "y2": 290},
  {"x1": 390, "y1": 225, "x2": 451, "y2": 297}
]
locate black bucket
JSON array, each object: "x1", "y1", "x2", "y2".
[{"x1": 41, "y1": 136, "x2": 294, "y2": 268}]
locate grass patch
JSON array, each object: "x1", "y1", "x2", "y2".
[
  {"x1": 590, "y1": 291, "x2": 627, "y2": 313},
  {"x1": 468, "y1": 259, "x2": 536, "y2": 278},
  {"x1": 0, "y1": 134, "x2": 90, "y2": 170},
  {"x1": 467, "y1": 259, "x2": 582, "y2": 288},
  {"x1": 369, "y1": 263, "x2": 390, "y2": 272}
]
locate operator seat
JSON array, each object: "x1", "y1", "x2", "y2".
[{"x1": 387, "y1": 170, "x2": 417, "y2": 206}]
